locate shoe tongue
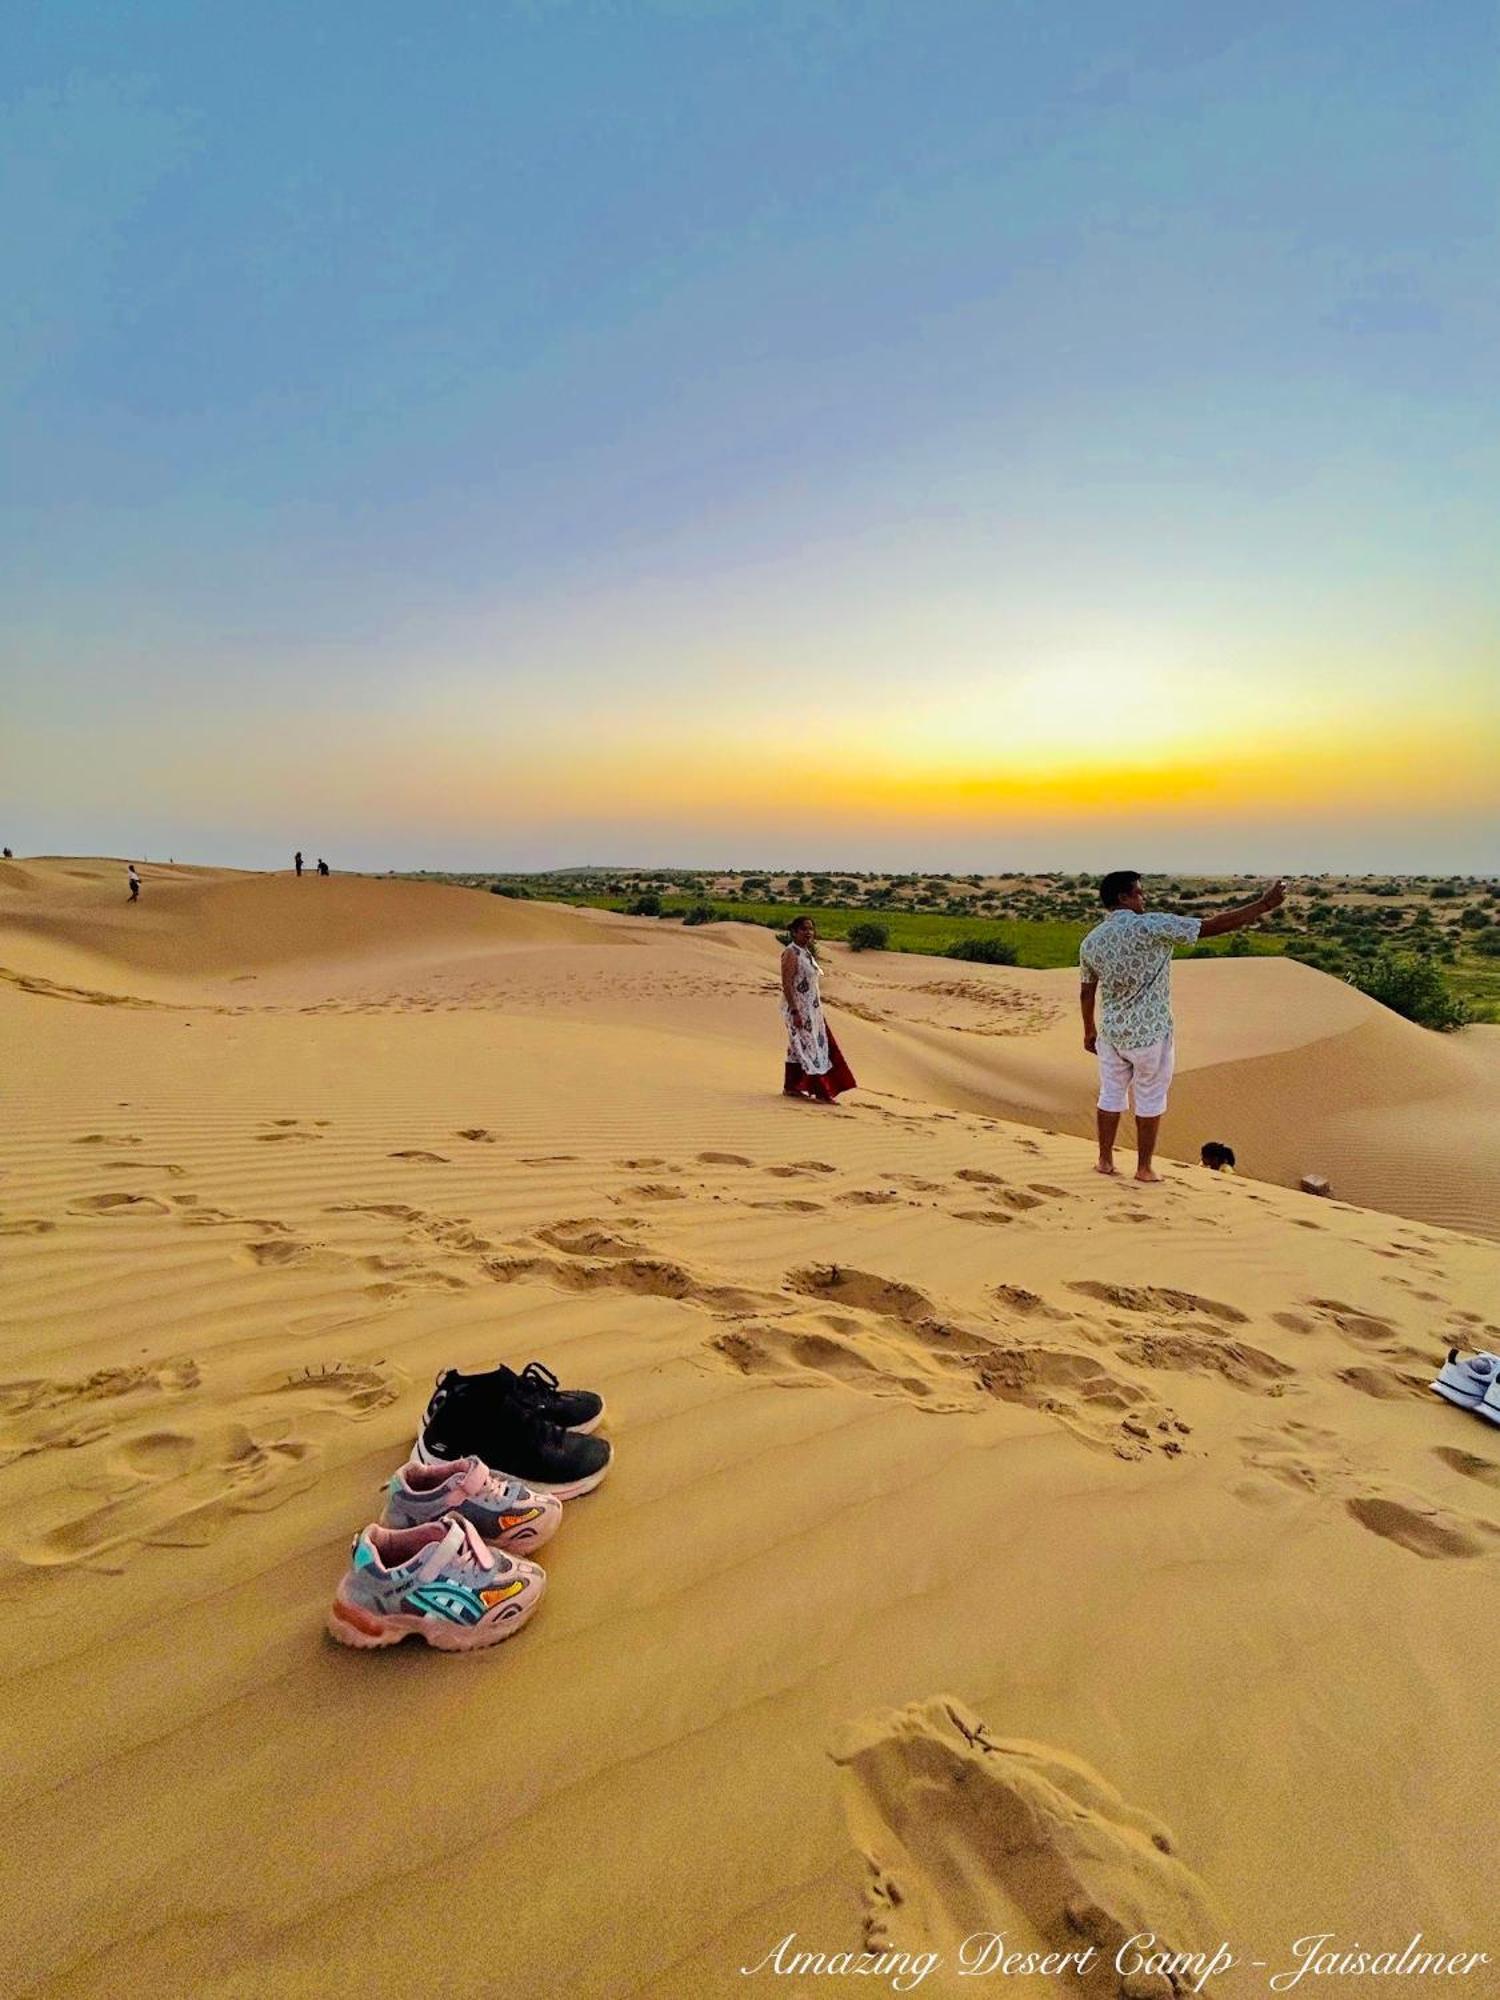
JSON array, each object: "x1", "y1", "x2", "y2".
[{"x1": 433, "y1": 1513, "x2": 496, "y2": 1575}]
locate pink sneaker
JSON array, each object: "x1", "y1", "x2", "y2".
[
  {"x1": 328, "y1": 1514, "x2": 545, "y2": 1652},
  {"x1": 382, "y1": 1454, "x2": 562, "y2": 1555}
]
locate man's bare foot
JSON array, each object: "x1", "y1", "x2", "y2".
[
  {"x1": 1094, "y1": 1160, "x2": 1118, "y2": 1177},
  {"x1": 1135, "y1": 1167, "x2": 1164, "y2": 1184}
]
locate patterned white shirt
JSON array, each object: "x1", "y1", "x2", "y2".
[{"x1": 1079, "y1": 909, "x2": 1202, "y2": 1051}]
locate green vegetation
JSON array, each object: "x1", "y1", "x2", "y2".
[
  {"x1": 943, "y1": 935, "x2": 1019, "y2": 965},
  {"x1": 387, "y1": 865, "x2": 1497, "y2": 1024},
  {"x1": 1351, "y1": 951, "x2": 1472, "y2": 1032},
  {"x1": 846, "y1": 920, "x2": 891, "y2": 952}
]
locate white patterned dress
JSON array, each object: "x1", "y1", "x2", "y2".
[{"x1": 782, "y1": 943, "x2": 832, "y2": 1076}]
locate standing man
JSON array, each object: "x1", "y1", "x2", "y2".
[
  {"x1": 294, "y1": 850, "x2": 304, "y2": 877},
  {"x1": 127, "y1": 863, "x2": 141, "y2": 902},
  {"x1": 1080, "y1": 872, "x2": 1285, "y2": 1183}
]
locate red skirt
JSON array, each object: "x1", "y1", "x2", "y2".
[{"x1": 784, "y1": 1025, "x2": 857, "y2": 1101}]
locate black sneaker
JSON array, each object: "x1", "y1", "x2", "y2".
[
  {"x1": 424, "y1": 1361, "x2": 604, "y2": 1434},
  {"x1": 416, "y1": 1371, "x2": 612, "y2": 1499}
]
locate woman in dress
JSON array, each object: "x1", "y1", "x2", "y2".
[{"x1": 780, "y1": 916, "x2": 857, "y2": 1102}]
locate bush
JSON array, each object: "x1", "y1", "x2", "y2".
[
  {"x1": 847, "y1": 921, "x2": 890, "y2": 952},
  {"x1": 1225, "y1": 933, "x2": 1252, "y2": 956},
  {"x1": 628, "y1": 892, "x2": 663, "y2": 917},
  {"x1": 943, "y1": 935, "x2": 1018, "y2": 965},
  {"x1": 681, "y1": 903, "x2": 719, "y2": 926},
  {"x1": 1472, "y1": 931, "x2": 1500, "y2": 957},
  {"x1": 1350, "y1": 950, "x2": 1471, "y2": 1031},
  {"x1": 1187, "y1": 943, "x2": 1216, "y2": 959},
  {"x1": 489, "y1": 882, "x2": 532, "y2": 898},
  {"x1": 1460, "y1": 906, "x2": 1492, "y2": 930}
]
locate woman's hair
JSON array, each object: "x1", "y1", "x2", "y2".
[{"x1": 1200, "y1": 1141, "x2": 1236, "y2": 1170}]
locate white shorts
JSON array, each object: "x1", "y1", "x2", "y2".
[{"x1": 1096, "y1": 1036, "x2": 1175, "y2": 1118}]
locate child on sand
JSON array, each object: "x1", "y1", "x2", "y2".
[{"x1": 1201, "y1": 1142, "x2": 1236, "y2": 1173}]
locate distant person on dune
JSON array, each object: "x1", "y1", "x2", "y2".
[
  {"x1": 295, "y1": 851, "x2": 304, "y2": 877},
  {"x1": 781, "y1": 916, "x2": 857, "y2": 1103},
  {"x1": 317, "y1": 857, "x2": 330, "y2": 876},
  {"x1": 127, "y1": 864, "x2": 140, "y2": 902},
  {"x1": 2, "y1": 847, "x2": 11, "y2": 859},
  {"x1": 1080, "y1": 872, "x2": 1284, "y2": 1183}
]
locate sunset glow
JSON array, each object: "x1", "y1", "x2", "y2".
[{"x1": 3, "y1": 4, "x2": 1496, "y2": 870}]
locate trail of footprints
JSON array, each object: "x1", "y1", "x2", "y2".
[{"x1": 6, "y1": 1138, "x2": 1497, "y2": 1570}]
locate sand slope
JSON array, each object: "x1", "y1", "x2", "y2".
[
  {"x1": 5, "y1": 860, "x2": 1496, "y2": 1234},
  {"x1": 3, "y1": 865, "x2": 1498, "y2": 1998}
]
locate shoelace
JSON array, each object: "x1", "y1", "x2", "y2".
[{"x1": 517, "y1": 1360, "x2": 562, "y2": 1402}]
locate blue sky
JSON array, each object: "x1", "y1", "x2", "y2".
[{"x1": 3, "y1": 1, "x2": 1497, "y2": 870}]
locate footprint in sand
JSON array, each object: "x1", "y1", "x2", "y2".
[
  {"x1": 951, "y1": 1209, "x2": 1016, "y2": 1227},
  {"x1": 0, "y1": 1217, "x2": 56, "y2": 1236},
  {"x1": 454, "y1": 1128, "x2": 497, "y2": 1142},
  {"x1": 534, "y1": 1220, "x2": 649, "y2": 1259},
  {"x1": 748, "y1": 1197, "x2": 826, "y2": 1213},
  {"x1": 621, "y1": 1183, "x2": 686, "y2": 1201},
  {"x1": 830, "y1": 1696, "x2": 1226, "y2": 1973},
  {"x1": 1335, "y1": 1364, "x2": 1430, "y2": 1402},
  {"x1": 1304, "y1": 1298, "x2": 1401, "y2": 1347},
  {"x1": 257, "y1": 1121, "x2": 322, "y2": 1142},
  {"x1": 1069, "y1": 1281, "x2": 1249, "y2": 1326},
  {"x1": 991, "y1": 1285, "x2": 1066, "y2": 1320},
  {"x1": 0, "y1": 1357, "x2": 203, "y2": 1463},
  {"x1": 68, "y1": 1192, "x2": 171, "y2": 1217},
  {"x1": 696, "y1": 1152, "x2": 754, "y2": 1167},
  {"x1": 74, "y1": 1133, "x2": 142, "y2": 1147},
  {"x1": 243, "y1": 1239, "x2": 351, "y2": 1274},
  {"x1": 388, "y1": 1150, "x2": 450, "y2": 1163},
  {"x1": 1432, "y1": 1446, "x2": 1500, "y2": 1489},
  {"x1": 13, "y1": 1422, "x2": 321, "y2": 1569},
  {"x1": 710, "y1": 1324, "x2": 966, "y2": 1411},
  {"x1": 1344, "y1": 1493, "x2": 1498, "y2": 1560},
  {"x1": 275, "y1": 1361, "x2": 402, "y2": 1416}
]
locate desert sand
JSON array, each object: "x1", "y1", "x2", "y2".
[{"x1": 3, "y1": 858, "x2": 1498, "y2": 1999}]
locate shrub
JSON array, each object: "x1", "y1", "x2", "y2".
[
  {"x1": 943, "y1": 935, "x2": 1019, "y2": 965},
  {"x1": 847, "y1": 921, "x2": 890, "y2": 952},
  {"x1": 1225, "y1": 933, "x2": 1252, "y2": 956},
  {"x1": 1187, "y1": 943, "x2": 1216, "y2": 959},
  {"x1": 1460, "y1": 905, "x2": 1492, "y2": 930},
  {"x1": 1473, "y1": 931, "x2": 1500, "y2": 957},
  {"x1": 628, "y1": 891, "x2": 663, "y2": 917},
  {"x1": 1350, "y1": 950, "x2": 1471, "y2": 1031},
  {"x1": 681, "y1": 903, "x2": 719, "y2": 926},
  {"x1": 489, "y1": 882, "x2": 532, "y2": 898}
]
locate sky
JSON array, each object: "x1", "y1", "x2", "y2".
[{"x1": 3, "y1": 0, "x2": 1497, "y2": 874}]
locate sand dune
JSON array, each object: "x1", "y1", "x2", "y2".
[
  {"x1": 3, "y1": 864, "x2": 1498, "y2": 1998},
  {"x1": 5, "y1": 861, "x2": 1495, "y2": 1234}
]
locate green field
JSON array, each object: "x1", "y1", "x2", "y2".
[
  {"x1": 553, "y1": 894, "x2": 1287, "y2": 970},
  {"x1": 1449, "y1": 951, "x2": 1500, "y2": 1021}
]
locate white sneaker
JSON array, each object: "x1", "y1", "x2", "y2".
[
  {"x1": 1431, "y1": 1349, "x2": 1500, "y2": 1411},
  {"x1": 1475, "y1": 1368, "x2": 1500, "y2": 1427}
]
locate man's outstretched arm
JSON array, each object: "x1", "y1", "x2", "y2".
[{"x1": 1196, "y1": 880, "x2": 1287, "y2": 939}]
